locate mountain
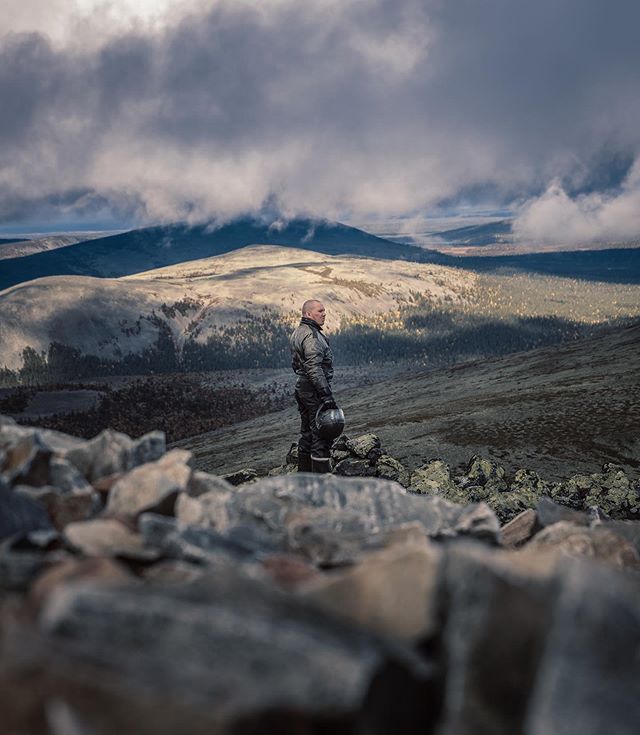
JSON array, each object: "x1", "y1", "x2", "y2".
[
  {"x1": 0, "y1": 218, "x2": 439, "y2": 291},
  {"x1": 0, "y1": 233, "x2": 115, "y2": 261},
  {"x1": 175, "y1": 321, "x2": 640, "y2": 483},
  {"x1": 0, "y1": 245, "x2": 474, "y2": 371},
  {"x1": 433, "y1": 219, "x2": 513, "y2": 246}
]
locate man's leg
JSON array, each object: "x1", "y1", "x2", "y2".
[
  {"x1": 297, "y1": 383, "x2": 332, "y2": 473},
  {"x1": 295, "y1": 388, "x2": 313, "y2": 472}
]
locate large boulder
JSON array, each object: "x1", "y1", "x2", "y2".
[
  {"x1": 410, "y1": 459, "x2": 455, "y2": 495},
  {"x1": 375, "y1": 455, "x2": 410, "y2": 488}
]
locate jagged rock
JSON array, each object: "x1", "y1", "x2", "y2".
[
  {"x1": 510, "y1": 468, "x2": 551, "y2": 496},
  {"x1": 138, "y1": 513, "x2": 178, "y2": 549},
  {"x1": 175, "y1": 488, "x2": 231, "y2": 531},
  {"x1": 0, "y1": 431, "x2": 52, "y2": 487},
  {"x1": 0, "y1": 422, "x2": 83, "y2": 454},
  {"x1": 334, "y1": 458, "x2": 377, "y2": 477},
  {"x1": 38, "y1": 562, "x2": 434, "y2": 731},
  {"x1": 438, "y1": 542, "x2": 557, "y2": 735},
  {"x1": 260, "y1": 553, "x2": 320, "y2": 590},
  {"x1": 225, "y1": 474, "x2": 500, "y2": 551},
  {"x1": 550, "y1": 464, "x2": 640, "y2": 519},
  {"x1": 598, "y1": 518, "x2": 640, "y2": 555},
  {"x1": 500, "y1": 509, "x2": 539, "y2": 547},
  {"x1": 0, "y1": 480, "x2": 52, "y2": 541},
  {"x1": 367, "y1": 447, "x2": 385, "y2": 465},
  {"x1": 525, "y1": 561, "x2": 640, "y2": 735},
  {"x1": 300, "y1": 525, "x2": 442, "y2": 640},
  {"x1": 536, "y1": 497, "x2": 591, "y2": 527},
  {"x1": 330, "y1": 449, "x2": 352, "y2": 463},
  {"x1": 375, "y1": 455, "x2": 410, "y2": 488},
  {"x1": 63, "y1": 428, "x2": 166, "y2": 483},
  {"x1": 106, "y1": 449, "x2": 192, "y2": 518},
  {"x1": 186, "y1": 470, "x2": 234, "y2": 498},
  {"x1": 285, "y1": 442, "x2": 298, "y2": 465},
  {"x1": 345, "y1": 433, "x2": 381, "y2": 459},
  {"x1": 63, "y1": 518, "x2": 159, "y2": 560},
  {"x1": 410, "y1": 459, "x2": 455, "y2": 494},
  {"x1": 14, "y1": 485, "x2": 98, "y2": 530},
  {"x1": 222, "y1": 468, "x2": 258, "y2": 486},
  {"x1": 525, "y1": 521, "x2": 640, "y2": 569},
  {"x1": 47, "y1": 456, "x2": 94, "y2": 494},
  {"x1": 462, "y1": 455, "x2": 507, "y2": 487},
  {"x1": 0, "y1": 534, "x2": 67, "y2": 592},
  {"x1": 483, "y1": 488, "x2": 543, "y2": 524},
  {"x1": 30, "y1": 557, "x2": 132, "y2": 608}
]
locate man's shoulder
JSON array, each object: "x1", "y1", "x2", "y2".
[{"x1": 292, "y1": 323, "x2": 318, "y2": 340}]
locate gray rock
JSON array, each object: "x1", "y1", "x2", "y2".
[
  {"x1": 550, "y1": 464, "x2": 640, "y2": 519},
  {"x1": 438, "y1": 542, "x2": 558, "y2": 735},
  {"x1": 226, "y1": 474, "x2": 500, "y2": 551},
  {"x1": 525, "y1": 562, "x2": 640, "y2": 735},
  {"x1": 106, "y1": 449, "x2": 192, "y2": 518},
  {"x1": 64, "y1": 428, "x2": 166, "y2": 483},
  {"x1": 536, "y1": 497, "x2": 591, "y2": 528},
  {"x1": 375, "y1": 454, "x2": 410, "y2": 488},
  {"x1": 14, "y1": 484, "x2": 98, "y2": 531},
  {"x1": 38, "y1": 562, "x2": 433, "y2": 729},
  {"x1": 345, "y1": 433, "x2": 381, "y2": 459},
  {"x1": 462, "y1": 455, "x2": 507, "y2": 485},
  {"x1": 0, "y1": 431, "x2": 52, "y2": 487},
  {"x1": 138, "y1": 513, "x2": 178, "y2": 548},
  {"x1": 48, "y1": 457, "x2": 94, "y2": 495},
  {"x1": 510, "y1": 468, "x2": 551, "y2": 496},
  {"x1": 285, "y1": 442, "x2": 298, "y2": 465},
  {"x1": 334, "y1": 458, "x2": 377, "y2": 477},
  {"x1": 0, "y1": 479, "x2": 52, "y2": 541},
  {"x1": 330, "y1": 449, "x2": 352, "y2": 463}
]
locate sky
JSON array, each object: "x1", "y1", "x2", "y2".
[{"x1": 1, "y1": 0, "x2": 640, "y2": 244}]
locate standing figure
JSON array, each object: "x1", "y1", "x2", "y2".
[{"x1": 290, "y1": 299, "x2": 337, "y2": 473}]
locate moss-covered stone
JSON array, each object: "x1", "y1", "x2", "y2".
[
  {"x1": 550, "y1": 464, "x2": 640, "y2": 519},
  {"x1": 410, "y1": 460, "x2": 454, "y2": 495},
  {"x1": 375, "y1": 455, "x2": 410, "y2": 488},
  {"x1": 345, "y1": 434, "x2": 381, "y2": 459}
]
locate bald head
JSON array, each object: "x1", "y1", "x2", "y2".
[{"x1": 301, "y1": 299, "x2": 326, "y2": 327}]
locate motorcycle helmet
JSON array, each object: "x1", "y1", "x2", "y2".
[{"x1": 315, "y1": 405, "x2": 346, "y2": 440}]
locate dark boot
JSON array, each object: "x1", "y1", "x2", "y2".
[
  {"x1": 311, "y1": 456, "x2": 332, "y2": 473},
  {"x1": 297, "y1": 453, "x2": 312, "y2": 472}
]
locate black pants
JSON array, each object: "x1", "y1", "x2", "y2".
[{"x1": 294, "y1": 378, "x2": 332, "y2": 473}]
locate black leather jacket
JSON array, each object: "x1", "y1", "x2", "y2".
[{"x1": 290, "y1": 317, "x2": 334, "y2": 398}]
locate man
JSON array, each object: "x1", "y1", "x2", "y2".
[{"x1": 290, "y1": 299, "x2": 337, "y2": 473}]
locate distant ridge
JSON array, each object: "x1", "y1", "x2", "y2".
[{"x1": 0, "y1": 218, "x2": 438, "y2": 291}]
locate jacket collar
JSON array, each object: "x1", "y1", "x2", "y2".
[{"x1": 301, "y1": 316, "x2": 323, "y2": 331}]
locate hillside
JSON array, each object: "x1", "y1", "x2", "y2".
[
  {"x1": 0, "y1": 218, "x2": 437, "y2": 290},
  {"x1": 0, "y1": 232, "x2": 112, "y2": 261},
  {"x1": 0, "y1": 245, "x2": 474, "y2": 371},
  {"x1": 176, "y1": 321, "x2": 640, "y2": 483}
]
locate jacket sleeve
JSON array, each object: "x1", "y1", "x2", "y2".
[{"x1": 300, "y1": 333, "x2": 332, "y2": 398}]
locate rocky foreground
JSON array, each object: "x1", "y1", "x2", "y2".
[{"x1": 1, "y1": 415, "x2": 639, "y2": 734}]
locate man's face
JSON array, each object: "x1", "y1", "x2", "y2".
[{"x1": 307, "y1": 301, "x2": 326, "y2": 326}]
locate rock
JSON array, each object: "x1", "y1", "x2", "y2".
[
  {"x1": 14, "y1": 485, "x2": 98, "y2": 531},
  {"x1": 462, "y1": 455, "x2": 507, "y2": 487},
  {"x1": 525, "y1": 561, "x2": 640, "y2": 735},
  {"x1": 500, "y1": 509, "x2": 539, "y2": 547},
  {"x1": 63, "y1": 518, "x2": 158, "y2": 560},
  {"x1": 186, "y1": 470, "x2": 234, "y2": 498},
  {"x1": 334, "y1": 458, "x2": 377, "y2": 477},
  {"x1": 63, "y1": 428, "x2": 166, "y2": 483},
  {"x1": 267, "y1": 463, "x2": 297, "y2": 476},
  {"x1": 536, "y1": 497, "x2": 591, "y2": 527},
  {"x1": 550, "y1": 464, "x2": 640, "y2": 519},
  {"x1": 0, "y1": 480, "x2": 52, "y2": 541},
  {"x1": 375, "y1": 455, "x2": 410, "y2": 488},
  {"x1": 48, "y1": 457, "x2": 94, "y2": 494},
  {"x1": 285, "y1": 442, "x2": 298, "y2": 465},
  {"x1": 106, "y1": 449, "x2": 192, "y2": 518},
  {"x1": 260, "y1": 554, "x2": 320, "y2": 590},
  {"x1": 598, "y1": 518, "x2": 640, "y2": 555},
  {"x1": 175, "y1": 489, "x2": 231, "y2": 532},
  {"x1": 345, "y1": 433, "x2": 381, "y2": 459},
  {"x1": 410, "y1": 459, "x2": 455, "y2": 494},
  {"x1": 524, "y1": 521, "x2": 640, "y2": 569},
  {"x1": 38, "y1": 561, "x2": 434, "y2": 730},
  {"x1": 331, "y1": 434, "x2": 351, "y2": 452},
  {"x1": 142, "y1": 560, "x2": 206, "y2": 585},
  {"x1": 483, "y1": 488, "x2": 543, "y2": 524},
  {"x1": 510, "y1": 468, "x2": 550, "y2": 496},
  {"x1": 226, "y1": 474, "x2": 500, "y2": 551},
  {"x1": 0, "y1": 431, "x2": 52, "y2": 487},
  {"x1": 300, "y1": 526, "x2": 442, "y2": 641},
  {"x1": 30, "y1": 557, "x2": 132, "y2": 608},
  {"x1": 330, "y1": 449, "x2": 352, "y2": 463},
  {"x1": 367, "y1": 447, "x2": 385, "y2": 465},
  {"x1": 222, "y1": 468, "x2": 258, "y2": 486},
  {"x1": 138, "y1": 513, "x2": 178, "y2": 549},
  {"x1": 0, "y1": 535, "x2": 65, "y2": 592},
  {"x1": 438, "y1": 542, "x2": 557, "y2": 735}
]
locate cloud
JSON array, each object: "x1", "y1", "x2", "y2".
[
  {"x1": 1, "y1": 0, "x2": 640, "y2": 240},
  {"x1": 514, "y1": 161, "x2": 640, "y2": 245}
]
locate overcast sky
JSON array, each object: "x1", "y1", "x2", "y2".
[{"x1": 1, "y1": 0, "x2": 639, "y2": 243}]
